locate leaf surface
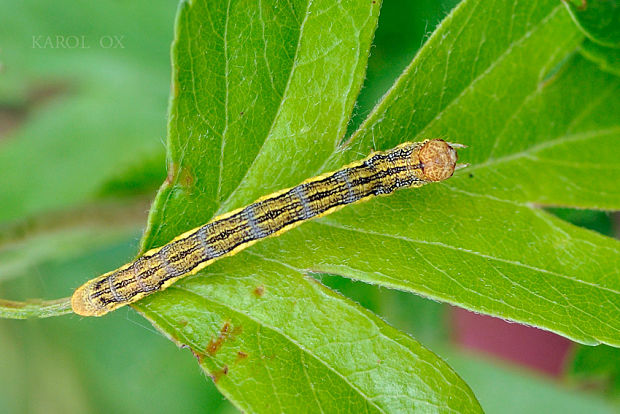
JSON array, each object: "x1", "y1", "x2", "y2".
[
  {"x1": 136, "y1": 0, "x2": 620, "y2": 411},
  {"x1": 136, "y1": 0, "x2": 481, "y2": 411},
  {"x1": 140, "y1": 254, "x2": 478, "y2": 413},
  {"x1": 580, "y1": 38, "x2": 620, "y2": 76},
  {"x1": 266, "y1": 0, "x2": 620, "y2": 346},
  {"x1": 563, "y1": 0, "x2": 620, "y2": 47}
]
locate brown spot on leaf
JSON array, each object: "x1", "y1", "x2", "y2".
[
  {"x1": 237, "y1": 351, "x2": 248, "y2": 361},
  {"x1": 577, "y1": 0, "x2": 587, "y2": 11},
  {"x1": 211, "y1": 364, "x2": 229, "y2": 382},
  {"x1": 206, "y1": 322, "x2": 230, "y2": 355},
  {"x1": 190, "y1": 348, "x2": 205, "y2": 364},
  {"x1": 253, "y1": 285, "x2": 265, "y2": 297},
  {"x1": 179, "y1": 165, "x2": 194, "y2": 188},
  {"x1": 0, "y1": 106, "x2": 26, "y2": 139},
  {"x1": 163, "y1": 163, "x2": 194, "y2": 191},
  {"x1": 206, "y1": 321, "x2": 242, "y2": 356}
]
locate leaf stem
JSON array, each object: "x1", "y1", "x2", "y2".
[{"x1": 0, "y1": 297, "x2": 72, "y2": 319}]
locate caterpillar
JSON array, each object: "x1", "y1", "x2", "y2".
[{"x1": 72, "y1": 139, "x2": 463, "y2": 317}]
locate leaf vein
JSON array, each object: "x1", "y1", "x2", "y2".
[{"x1": 315, "y1": 220, "x2": 620, "y2": 296}]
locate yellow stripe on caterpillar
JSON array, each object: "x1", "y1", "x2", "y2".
[{"x1": 71, "y1": 139, "x2": 462, "y2": 317}]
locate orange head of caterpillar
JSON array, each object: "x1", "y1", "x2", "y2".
[{"x1": 417, "y1": 139, "x2": 459, "y2": 182}]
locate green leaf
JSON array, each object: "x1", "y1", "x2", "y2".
[
  {"x1": 563, "y1": 0, "x2": 620, "y2": 47},
  {"x1": 136, "y1": 0, "x2": 481, "y2": 411},
  {"x1": 134, "y1": 0, "x2": 620, "y2": 410},
  {"x1": 546, "y1": 207, "x2": 615, "y2": 237},
  {"x1": 139, "y1": 255, "x2": 479, "y2": 413},
  {"x1": 568, "y1": 344, "x2": 620, "y2": 396},
  {"x1": 141, "y1": 0, "x2": 386, "y2": 249},
  {"x1": 580, "y1": 38, "x2": 620, "y2": 76},
  {"x1": 266, "y1": 0, "x2": 618, "y2": 347}
]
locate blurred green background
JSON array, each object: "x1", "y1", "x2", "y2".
[{"x1": 0, "y1": 0, "x2": 618, "y2": 412}]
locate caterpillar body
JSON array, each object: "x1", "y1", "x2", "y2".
[{"x1": 72, "y1": 139, "x2": 461, "y2": 317}]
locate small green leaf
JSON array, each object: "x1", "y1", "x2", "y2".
[
  {"x1": 580, "y1": 38, "x2": 620, "y2": 76},
  {"x1": 563, "y1": 0, "x2": 620, "y2": 47},
  {"x1": 546, "y1": 207, "x2": 614, "y2": 237},
  {"x1": 96, "y1": 150, "x2": 167, "y2": 199}
]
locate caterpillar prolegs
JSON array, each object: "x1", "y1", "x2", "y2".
[{"x1": 72, "y1": 139, "x2": 463, "y2": 316}]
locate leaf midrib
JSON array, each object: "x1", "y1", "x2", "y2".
[
  {"x1": 313, "y1": 219, "x2": 620, "y2": 298},
  {"x1": 240, "y1": 241, "x2": 615, "y2": 348},
  {"x1": 215, "y1": 0, "x2": 232, "y2": 202},
  {"x1": 214, "y1": 0, "x2": 314, "y2": 216},
  {"x1": 467, "y1": 126, "x2": 620, "y2": 174}
]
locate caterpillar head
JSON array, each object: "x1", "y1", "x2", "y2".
[{"x1": 418, "y1": 139, "x2": 458, "y2": 182}]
